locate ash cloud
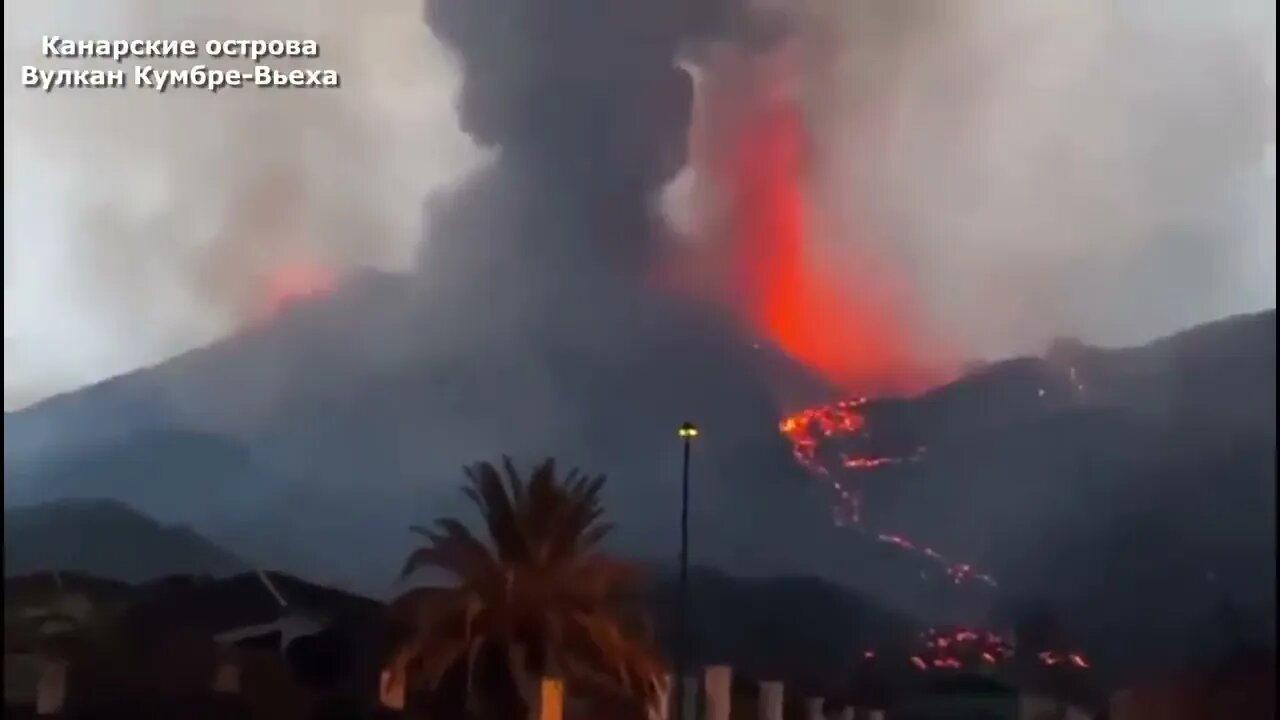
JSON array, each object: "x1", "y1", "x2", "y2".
[
  {"x1": 794, "y1": 0, "x2": 1276, "y2": 361},
  {"x1": 415, "y1": 0, "x2": 733, "y2": 285},
  {"x1": 3, "y1": 0, "x2": 485, "y2": 410},
  {"x1": 6, "y1": 0, "x2": 1274, "y2": 410}
]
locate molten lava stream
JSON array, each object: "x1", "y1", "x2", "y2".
[
  {"x1": 779, "y1": 399, "x2": 1091, "y2": 671},
  {"x1": 778, "y1": 399, "x2": 995, "y2": 585}
]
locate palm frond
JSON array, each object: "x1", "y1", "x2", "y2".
[
  {"x1": 401, "y1": 518, "x2": 501, "y2": 583},
  {"x1": 548, "y1": 474, "x2": 609, "y2": 559},
  {"x1": 465, "y1": 461, "x2": 529, "y2": 563},
  {"x1": 501, "y1": 456, "x2": 527, "y2": 508},
  {"x1": 396, "y1": 457, "x2": 667, "y2": 708}
]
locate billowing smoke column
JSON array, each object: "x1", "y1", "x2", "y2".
[
  {"x1": 421, "y1": 0, "x2": 728, "y2": 280},
  {"x1": 415, "y1": 0, "x2": 949, "y2": 408}
]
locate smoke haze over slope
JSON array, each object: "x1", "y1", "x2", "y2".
[
  {"x1": 3, "y1": 0, "x2": 486, "y2": 409},
  {"x1": 4, "y1": 0, "x2": 1276, "y2": 409}
]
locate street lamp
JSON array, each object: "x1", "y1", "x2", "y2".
[{"x1": 673, "y1": 421, "x2": 699, "y2": 720}]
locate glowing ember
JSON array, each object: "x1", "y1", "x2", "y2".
[
  {"x1": 253, "y1": 264, "x2": 337, "y2": 321},
  {"x1": 917, "y1": 627, "x2": 1014, "y2": 667},
  {"x1": 874, "y1": 534, "x2": 997, "y2": 588},
  {"x1": 867, "y1": 628, "x2": 1091, "y2": 673},
  {"x1": 1039, "y1": 651, "x2": 1091, "y2": 669}
]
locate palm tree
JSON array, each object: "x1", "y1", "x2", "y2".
[{"x1": 389, "y1": 457, "x2": 666, "y2": 717}]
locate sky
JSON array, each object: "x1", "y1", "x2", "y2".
[
  {"x1": 789, "y1": 0, "x2": 1276, "y2": 360},
  {"x1": 4, "y1": 0, "x2": 1276, "y2": 410}
]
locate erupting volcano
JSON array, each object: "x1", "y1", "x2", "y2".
[
  {"x1": 697, "y1": 55, "x2": 1058, "y2": 671},
  {"x1": 717, "y1": 74, "x2": 1092, "y2": 670}
]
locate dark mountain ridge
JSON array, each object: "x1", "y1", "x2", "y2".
[
  {"x1": 4, "y1": 291, "x2": 1275, "y2": 682},
  {"x1": 4, "y1": 499, "x2": 249, "y2": 583}
]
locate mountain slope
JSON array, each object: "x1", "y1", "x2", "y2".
[
  {"x1": 4, "y1": 499, "x2": 249, "y2": 583},
  {"x1": 831, "y1": 311, "x2": 1277, "y2": 678},
  {"x1": 3, "y1": 271, "x2": 833, "y2": 593},
  {"x1": 2, "y1": 281, "x2": 1274, "y2": 681}
]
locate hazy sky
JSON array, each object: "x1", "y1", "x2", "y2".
[
  {"x1": 790, "y1": 0, "x2": 1275, "y2": 360},
  {"x1": 3, "y1": 0, "x2": 486, "y2": 410},
  {"x1": 4, "y1": 0, "x2": 1275, "y2": 410}
]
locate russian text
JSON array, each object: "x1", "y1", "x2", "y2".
[
  {"x1": 21, "y1": 66, "x2": 126, "y2": 91},
  {"x1": 133, "y1": 65, "x2": 248, "y2": 92},
  {"x1": 204, "y1": 39, "x2": 319, "y2": 61},
  {"x1": 250, "y1": 65, "x2": 340, "y2": 88},
  {"x1": 131, "y1": 64, "x2": 339, "y2": 92},
  {"x1": 41, "y1": 36, "x2": 199, "y2": 62}
]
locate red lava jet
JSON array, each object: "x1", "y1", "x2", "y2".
[{"x1": 723, "y1": 74, "x2": 937, "y2": 397}]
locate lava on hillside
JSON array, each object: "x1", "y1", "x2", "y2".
[
  {"x1": 750, "y1": 83, "x2": 1096, "y2": 663},
  {"x1": 778, "y1": 389, "x2": 1101, "y2": 673},
  {"x1": 896, "y1": 626, "x2": 1088, "y2": 672},
  {"x1": 778, "y1": 398, "x2": 989, "y2": 586}
]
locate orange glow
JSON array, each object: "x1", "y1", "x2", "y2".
[
  {"x1": 724, "y1": 91, "x2": 941, "y2": 395},
  {"x1": 253, "y1": 263, "x2": 337, "y2": 322},
  {"x1": 778, "y1": 398, "x2": 868, "y2": 475}
]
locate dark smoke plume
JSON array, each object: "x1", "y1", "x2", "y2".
[{"x1": 419, "y1": 0, "x2": 736, "y2": 277}]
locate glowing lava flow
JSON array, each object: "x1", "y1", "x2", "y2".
[
  {"x1": 778, "y1": 399, "x2": 991, "y2": 584},
  {"x1": 912, "y1": 628, "x2": 1014, "y2": 670},
  {"x1": 895, "y1": 628, "x2": 1089, "y2": 673},
  {"x1": 780, "y1": 398, "x2": 1093, "y2": 671}
]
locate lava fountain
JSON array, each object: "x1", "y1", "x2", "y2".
[
  {"x1": 729, "y1": 94, "x2": 923, "y2": 393},
  {"x1": 679, "y1": 43, "x2": 950, "y2": 398}
]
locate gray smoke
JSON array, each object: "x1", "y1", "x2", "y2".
[
  {"x1": 5, "y1": 0, "x2": 1275, "y2": 410},
  {"x1": 801, "y1": 0, "x2": 1276, "y2": 359},
  {"x1": 3, "y1": 0, "x2": 486, "y2": 409}
]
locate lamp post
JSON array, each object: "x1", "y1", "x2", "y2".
[{"x1": 673, "y1": 421, "x2": 699, "y2": 720}]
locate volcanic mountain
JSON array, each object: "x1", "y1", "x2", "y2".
[
  {"x1": 3, "y1": 273, "x2": 1274, "y2": 680},
  {"x1": 3, "y1": 267, "x2": 835, "y2": 591},
  {"x1": 4, "y1": 498, "x2": 248, "y2": 583}
]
